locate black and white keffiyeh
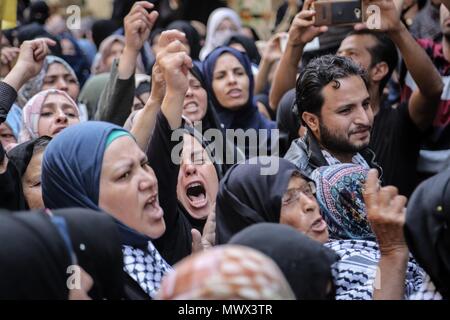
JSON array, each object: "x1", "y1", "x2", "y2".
[
  {"x1": 123, "y1": 241, "x2": 172, "y2": 299},
  {"x1": 409, "y1": 274, "x2": 443, "y2": 300},
  {"x1": 326, "y1": 239, "x2": 426, "y2": 300}
]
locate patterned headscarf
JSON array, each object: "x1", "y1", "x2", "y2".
[
  {"x1": 17, "y1": 56, "x2": 79, "y2": 107},
  {"x1": 312, "y1": 164, "x2": 375, "y2": 241},
  {"x1": 19, "y1": 89, "x2": 80, "y2": 143},
  {"x1": 157, "y1": 245, "x2": 295, "y2": 300}
]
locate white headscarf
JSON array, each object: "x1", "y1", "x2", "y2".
[{"x1": 199, "y1": 7, "x2": 242, "y2": 61}]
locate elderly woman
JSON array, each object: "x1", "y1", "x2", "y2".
[
  {"x1": 41, "y1": 121, "x2": 171, "y2": 300},
  {"x1": 215, "y1": 157, "x2": 425, "y2": 300}
]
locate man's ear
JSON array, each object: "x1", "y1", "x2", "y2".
[
  {"x1": 302, "y1": 111, "x2": 320, "y2": 134},
  {"x1": 370, "y1": 61, "x2": 389, "y2": 83}
]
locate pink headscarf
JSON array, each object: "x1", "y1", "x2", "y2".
[{"x1": 19, "y1": 89, "x2": 80, "y2": 143}]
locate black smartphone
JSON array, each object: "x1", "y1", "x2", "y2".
[{"x1": 313, "y1": 0, "x2": 363, "y2": 26}]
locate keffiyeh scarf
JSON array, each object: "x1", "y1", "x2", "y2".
[
  {"x1": 326, "y1": 239, "x2": 426, "y2": 300},
  {"x1": 123, "y1": 241, "x2": 172, "y2": 299}
]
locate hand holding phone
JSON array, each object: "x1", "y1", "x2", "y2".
[{"x1": 286, "y1": 0, "x2": 328, "y2": 48}]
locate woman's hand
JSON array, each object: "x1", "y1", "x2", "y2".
[
  {"x1": 156, "y1": 30, "x2": 192, "y2": 96},
  {"x1": 363, "y1": 169, "x2": 408, "y2": 256},
  {"x1": 191, "y1": 203, "x2": 216, "y2": 253},
  {"x1": 3, "y1": 38, "x2": 56, "y2": 91},
  {"x1": 123, "y1": 1, "x2": 158, "y2": 53}
]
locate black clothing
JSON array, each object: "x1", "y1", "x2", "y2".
[
  {"x1": 405, "y1": 168, "x2": 450, "y2": 299},
  {"x1": 147, "y1": 111, "x2": 200, "y2": 264},
  {"x1": 229, "y1": 223, "x2": 339, "y2": 300},
  {"x1": 370, "y1": 100, "x2": 422, "y2": 197},
  {"x1": 215, "y1": 156, "x2": 308, "y2": 244}
]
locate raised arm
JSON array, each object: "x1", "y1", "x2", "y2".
[
  {"x1": 95, "y1": 1, "x2": 158, "y2": 124},
  {"x1": 146, "y1": 30, "x2": 193, "y2": 263},
  {"x1": 365, "y1": 0, "x2": 443, "y2": 130},
  {"x1": 1, "y1": 38, "x2": 55, "y2": 124},
  {"x1": 269, "y1": 0, "x2": 328, "y2": 109},
  {"x1": 3, "y1": 38, "x2": 55, "y2": 93},
  {"x1": 157, "y1": 30, "x2": 192, "y2": 129},
  {"x1": 129, "y1": 63, "x2": 165, "y2": 151},
  {"x1": 119, "y1": 1, "x2": 158, "y2": 79},
  {"x1": 254, "y1": 33, "x2": 283, "y2": 97},
  {"x1": 363, "y1": 169, "x2": 409, "y2": 300}
]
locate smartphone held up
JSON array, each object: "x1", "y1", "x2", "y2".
[{"x1": 313, "y1": 0, "x2": 363, "y2": 26}]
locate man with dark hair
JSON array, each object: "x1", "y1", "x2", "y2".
[
  {"x1": 274, "y1": 0, "x2": 443, "y2": 196},
  {"x1": 291, "y1": 54, "x2": 378, "y2": 173},
  {"x1": 338, "y1": 29, "x2": 398, "y2": 97},
  {"x1": 335, "y1": 7, "x2": 442, "y2": 197}
]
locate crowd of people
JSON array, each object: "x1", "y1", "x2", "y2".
[{"x1": 0, "y1": 0, "x2": 449, "y2": 300}]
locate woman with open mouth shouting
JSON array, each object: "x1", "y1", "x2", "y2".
[{"x1": 141, "y1": 30, "x2": 220, "y2": 265}]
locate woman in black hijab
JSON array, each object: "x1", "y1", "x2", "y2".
[
  {"x1": 0, "y1": 136, "x2": 51, "y2": 210},
  {"x1": 53, "y1": 208, "x2": 125, "y2": 300},
  {"x1": 229, "y1": 223, "x2": 339, "y2": 300},
  {"x1": 187, "y1": 61, "x2": 223, "y2": 133},
  {"x1": 215, "y1": 156, "x2": 325, "y2": 244},
  {"x1": 405, "y1": 168, "x2": 450, "y2": 299},
  {"x1": 0, "y1": 210, "x2": 71, "y2": 299},
  {"x1": 0, "y1": 208, "x2": 124, "y2": 299},
  {"x1": 147, "y1": 95, "x2": 223, "y2": 265}
]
